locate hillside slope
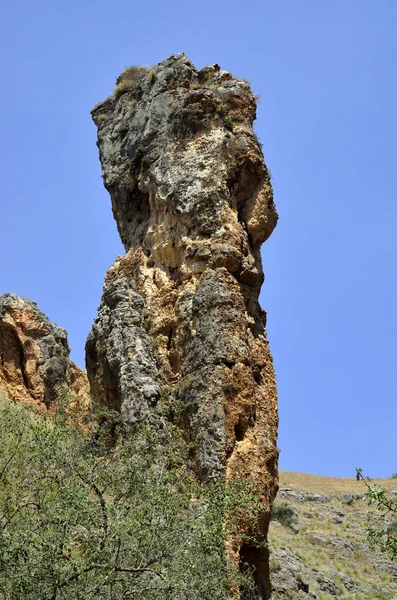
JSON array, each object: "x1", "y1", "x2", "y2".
[{"x1": 269, "y1": 472, "x2": 397, "y2": 599}]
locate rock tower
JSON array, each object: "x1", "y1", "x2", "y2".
[{"x1": 87, "y1": 54, "x2": 279, "y2": 598}]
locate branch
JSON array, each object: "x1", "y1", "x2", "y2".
[
  {"x1": 1, "y1": 501, "x2": 40, "y2": 531},
  {"x1": 356, "y1": 468, "x2": 397, "y2": 515}
]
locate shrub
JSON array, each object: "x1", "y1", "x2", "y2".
[
  {"x1": 269, "y1": 555, "x2": 281, "y2": 571},
  {"x1": 0, "y1": 396, "x2": 259, "y2": 598},
  {"x1": 215, "y1": 103, "x2": 234, "y2": 132},
  {"x1": 176, "y1": 373, "x2": 195, "y2": 392},
  {"x1": 114, "y1": 79, "x2": 135, "y2": 98},
  {"x1": 114, "y1": 66, "x2": 149, "y2": 98},
  {"x1": 217, "y1": 103, "x2": 228, "y2": 116},
  {"x1": 150, "y1": 69, "x2": 157, "y2": 84},
  {"x1": 271, "y1": 502, "x2": 297, "y2": 527},
  {"x1": 117, "y1": 65, "x2": 148, "y2": 85},
  {"x1": 222, "y1": 116, "x2": 234, "y2": 132}
]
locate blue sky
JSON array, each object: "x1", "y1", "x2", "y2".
[{"x1": 1, "y1": 1, "x2": 396, "y2": 478}]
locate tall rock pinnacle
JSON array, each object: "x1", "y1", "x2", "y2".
[{"x1": 87, "y1": 54, "x2": 279, "y2": 597}]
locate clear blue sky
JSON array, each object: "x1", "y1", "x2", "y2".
[{"x1": 1, "y1": 1, "x2": 396, "y2": 478}]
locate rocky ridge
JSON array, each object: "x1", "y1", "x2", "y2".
[
  {"x1": 87, "y1": 53, "x2": 279, "y2": 596},
  {"x1": 0, "y1": 293, "x2": 88, "y2": 408}
]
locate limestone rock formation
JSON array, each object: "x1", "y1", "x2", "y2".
[
  {"x1": 0, "y1": 293, "x2": 88, "y2": 408},
  {"x1": 87, "y1": 53, "x2": 278, "y2": 597}
]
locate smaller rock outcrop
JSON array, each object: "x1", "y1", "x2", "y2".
[{"x1": 0, "y1": 293, "x2": 88, "y2": 407}]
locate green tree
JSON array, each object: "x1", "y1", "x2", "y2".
[
  {"x1": 356, "y1": 468, "x2": 397, "y2": 561},
  {"x1": 0, "y1": 394, "x2": 259, "y2": 599}
]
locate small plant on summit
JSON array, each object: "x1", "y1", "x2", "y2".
[
  {"x1": 271, "y1": 502, "x2": 297, "y2": 527},
  {"x1": 114, "y1": 65, "x2": 149, "y2": 98},
  {"x1": 114, "y1": 79, "x2": 135, "y2": 98},
  {"x1": 356, "y1": 468, "x2": 397, "y2": 561},
  {"x1": 391, "y1": 473, "x2": 397, "y2": 479}
]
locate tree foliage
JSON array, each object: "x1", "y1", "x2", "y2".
[
  {"x1": 356, "y1": 468, "x2": 397, "y2": 561},
  {"x1": 0, "y1": 393, "x2": 261, "y2": 599}
]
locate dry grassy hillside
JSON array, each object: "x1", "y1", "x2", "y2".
[
  {"x1": 280, "y1": 472, "x2": 397, "y2": 494},
  {"x1": 269, "y1": 471, "x2": 397, "y2": 600}
]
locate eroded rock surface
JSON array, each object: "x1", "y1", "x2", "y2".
[
  {"x1": 87, "y1": 53, "x2": 278, "y2": 597},
  {"x1": 0, "y1": 293, "x2": 88, "y2": 408}
]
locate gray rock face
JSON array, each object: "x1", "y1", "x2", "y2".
[
  {"x1": 86, "y1": 280, "x2": 161, "y2": 425},
  {"x1": 93, "y1": 55, "x2": 276, "y2": 254},
  {"x1": 339, "y1": 492, "x2": 362, "y2": 505},
  {"x1": 316, "y1": 574, "x2": 340, "y2": 595},
  {"x1": 0, "y1": 293, "x2": 88, "y2": 407},
  {"x1": 278, "y1": 489, "x2": 331, "y2": 503},
  {"x1": 271, "y1": 549, "x2": 318, "y2": 600},
  {"x1": 87, "y1": 53, "x2": 279, "y2": 598}
]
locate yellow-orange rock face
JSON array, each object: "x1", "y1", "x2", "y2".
[
  {"x1": 87, "y1": 54, "x2": 278, "y2": 597},
  {"x1": 0, "y1": 294, "x2": 88, "y2": 409}
]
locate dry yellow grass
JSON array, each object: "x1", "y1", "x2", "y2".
[
  {"x1": 270, "y1": 472, "x2": 397, "y2": 598},
  {"x1": 279, "y1": 470, "x2": 397, "y2": 493}
]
